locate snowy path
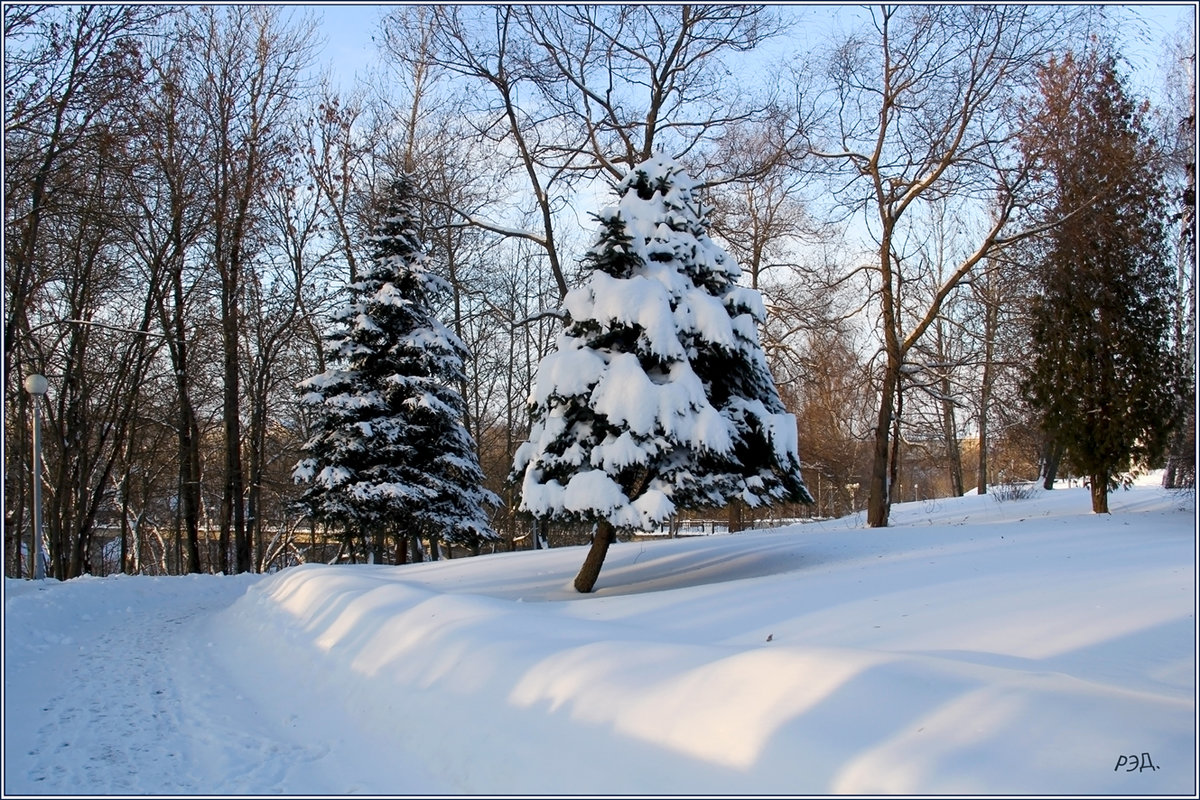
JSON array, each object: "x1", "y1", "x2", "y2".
[
  {"x1": 9, "y1": 576, "x2": 341, "y2": 794},
  {"x1": 4, "y1": 573, "x2": 448, "y2": 796},
  {"x1": 5, "y1": 575, "x2": 254, "y2": 794}
]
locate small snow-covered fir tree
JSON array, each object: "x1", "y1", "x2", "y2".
[
  {"x1": 512, "y1": 156, "x2": 812, "y2": 592},
  {"x1": 293, "y1": 177, "x2": 499, "y2": 558}
]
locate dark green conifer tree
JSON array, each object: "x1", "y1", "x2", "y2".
[{"x1": 1020, "y1": 50, "x2": 1184, "y2": 513}]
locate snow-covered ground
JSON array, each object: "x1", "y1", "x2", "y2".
[{"x1": 4, "y1": 477, "x2": 1195, "y2": 796}]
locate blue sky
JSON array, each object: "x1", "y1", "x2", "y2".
[
  {"x1": 307, "y1": 4, "x2": 389, "y2": 92},
  {"x1": 304, "y1": 3, "x2": 1196, "y2": 102}
]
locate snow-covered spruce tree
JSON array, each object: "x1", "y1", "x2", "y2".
[
  {"x1": 512, "y1": 156, "x2": 812, "y2": 592},
  {"x1": 293, "y1": 176, "x2": 499, "y2": 560}
]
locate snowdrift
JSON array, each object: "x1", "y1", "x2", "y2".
[{"x1": 4, "y1": 482, "x2": 1195, "y2": 795}]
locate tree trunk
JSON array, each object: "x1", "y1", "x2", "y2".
[
  {"x1": 727, "y1": 499, "x2": 745, "y2": 533},
  {"x1": 219, "y1": 311, "x2": 241, "y2": 574},
  {"x1": 1163, "y1": 458, "x2": 1178, "y2": 490},
  {"x1": 247, "y1": 394, "x2": 268, "y2": 572},
  {"x1": 1041, "y1": 440, "x2": 1063, "y2": 490},
  {"x1": 887, "y1": 376, "x2": 904, "y2": 508},
  {"x1": 179, "y1": 405, "x2": 203, "y2": 573},
  {"x1": 220, "y1": 269, "x2": 250, "y2": 573},
  {"x1": 574, "y1": 520, "x2": 616, "y2": 593},
  {"x1": 866, "y1": 365, "x2": 898, "y2": 527},
  {"x1": 152, "y1": 117, "x2": 205, "y2": 574},
  {"x1": 940, "y1": 380, "x2": 964, "y2": 498},
  {"x1": 1090, "y1": 473, "x2": 1109, "y2": 513},
  {"x1": 119, "y1": 440, "x2": 134, "y2": 575},
  {"x1": 976, "y1": 359, "x2": 992, "y2": 495},
  {"x1": 976, "y1": 288, "x2": 999, "y2": 494},
  {"x1": 9, "y1": 389, "x2": 30, "y2": 579}
]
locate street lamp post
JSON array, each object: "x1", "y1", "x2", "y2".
[{"x1": 24, "y1": 374, "x2": 49, "y2": 580}]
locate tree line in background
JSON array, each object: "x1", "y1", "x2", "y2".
[{"x1": 4, "y1": 4, "x2": 1194, "y2": 579}]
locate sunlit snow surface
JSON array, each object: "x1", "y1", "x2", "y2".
[{"x1": 4, "y1": 478, "x2": 1195, "y2": 795}]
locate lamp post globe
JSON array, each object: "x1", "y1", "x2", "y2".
[{"x1": 24, "y1": 374, "x2": 47, "y2": 396}]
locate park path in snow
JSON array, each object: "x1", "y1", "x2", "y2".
[
  {"x1": 5, "y1": 574, "x2": 256, "y2": 794},
  {"x1": 3, "y1": 572, "x2": 448, "y2": 795}
]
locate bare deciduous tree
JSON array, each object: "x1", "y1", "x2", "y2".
[
  {"x1": 4, "y1": 4, "x2": 163, "y2": 578},
  {"x1": 189, "y1": 6, "x2": 316, "y2": 572},
  {"x1": 809, "y1": 4, "x2": 1081, "y2": 526}
]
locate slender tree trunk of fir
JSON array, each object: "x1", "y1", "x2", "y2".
[
  {"x1": 1089, "y1": 473, "x2": 1110, "y2": 513},
  {"x1": 1164, "y1": 452, "x2": 1179, "y2": 490},
  {"x1": 1041, "y1": 440, "x2": 1064, "y2": 491},
  {"x1": 727, "y1": 499, "x2": 746, "y2": 533},
  {"x1": 574, "y1": 520, "x2": 617, "y2": 593}
]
